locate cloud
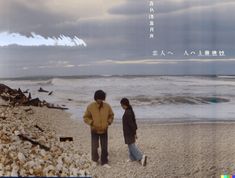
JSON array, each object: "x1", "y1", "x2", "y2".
[
  {"x1": 0, "y1": 0, "x2": 234, "y2": 77},
  {"x1": 0, "y1": 32, "x2": 86, "y2": 47},
  {"x1": 109, "y1": 0, "x2": 235, "y2": 15},
  {"x1": 95, "y1": 58, "x2": 235, "y2": 65},
  {"x1": 0, "y1": 0, "x2": 119, "y2": 37}
]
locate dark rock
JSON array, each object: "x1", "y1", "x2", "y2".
[
  {"x1": 23, "y1": 89, "x2": 29, "y2": 93},
  {"x1": 38, "y1": 87, "x2": 49, "y2": 93},
  {"x1": 25, "y1": 98, "x2": 42, "y2": 106},
  {"x1": 0, "y1": 83, "x2": 69, "y2": 110}
]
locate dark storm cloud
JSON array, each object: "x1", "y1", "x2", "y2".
[
  {"x1": 68, "y1": 2, "x2": 235, "y2": 59},
  {"x1": 0, "y1": 0, "x2": 235, "y2": 77},
  {"x1": 0, "y1": 1, "x2": 75, "y2": 37},
  {"x1": 0, "y1": 0, "x2": 234, "y2": 49}
]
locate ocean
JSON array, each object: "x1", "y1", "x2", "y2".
[{"x1": 1, "y1": 75, "x2": 235, "y2": 122}]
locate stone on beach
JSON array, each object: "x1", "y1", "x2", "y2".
[{"x1": 0, "y1": 104, "x2": 91, "y2": 177}]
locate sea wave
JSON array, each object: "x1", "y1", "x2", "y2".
[{"x1": 129, "y1": 95, "x2": 230, "y2": 105}]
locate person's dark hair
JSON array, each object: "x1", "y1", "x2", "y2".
[
  {"x1": 120, "y1": 98, "x2": 135, "y2": 119},
  {"x1": 120, "y1": 98, "x2": 130, "y2": 107},
  {"x1": 94, "y1": 90, "x2": 106, "y2": 101}
]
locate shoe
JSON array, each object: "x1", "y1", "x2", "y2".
[
  {"x1": 141, "y1": 155, "x2": 147, "y2": 166},
  {"x1": 126, "y1": 159, "x2": 133, "y2": 163},
  {"x1": 102, "y1": 164, "x2": 111, "y2": 168}
]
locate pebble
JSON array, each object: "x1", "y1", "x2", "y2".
[
  {"x1": 0, "y1": 106, "x2": 91, "y2": 176},
  {"x1": 18, "y1": 152, "x2": 26, "y2": 162}
]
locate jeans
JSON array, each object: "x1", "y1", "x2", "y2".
[
  {"x1": 91, "y1": 131, "x2": 108, "y2": 165},
  {"x1": 128, "y1": 143, "x2": 143, "y2": 161}
]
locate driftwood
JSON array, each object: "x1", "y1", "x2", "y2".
[
  {"x1": 28, "y1": 93, "x2": 32, "y2": 100},
  {"x1": 0, "y1": 84, "x2": 27, "y2": 105},
  {"x1": 0, "y1": 84, "x2": 15, "y2": 94},
  {"x1": 0, "y1": 104, "x2": 9, "y2": 107},
  {"x1": 24, "y1": 98, "x2": 41, "y2": 106},
  {"x1": 46, "y1": 104, "x2": 68, "y2": 110},
  {"x1": 60, "y1": 137, "x2": 73, "y2": 142},
  {"x1": 0, "y1": 84, "x2": 67, "y2": 110},
  {"x1": 18, "y1": 134, "x2": 50, "y2": 151},
  {"x1": 38, "y1": 87, "x2": 49, "y2": 93},
  {"x1": 23, "y1": 89, "x2": 29, "y2": 94},
  {"x1": 24, "y1": 108, "x2": 33, "y2": 112},
  {"x1": 34, "y1": 125, "x2": 44, "y2": 132}
]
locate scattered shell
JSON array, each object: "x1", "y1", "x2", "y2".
[
  {"x1": 14, "y1": 130, "x2": 20, "y2": 136},
  {"x1": 0, "y1": 163, "x2": 3, "y2": 170},
  {"x1": 40, "y1": 149, "x2": 46, "y2": 157},
  {"x1": 29, "y1": 169, "x2": 34, "y2": 174},
  {"x1": 0, "y1": 105, "x2": 91, "y2": 176},
  {"x1": 0, "y1": 170, "x2": 3, "y2": 176},
  {"x1": 17, "y1": 152, "x2": 26, "y2": 162},
  {"x1": 79, "y1": 170, "x2": 86, "y2": 176},
  {"x1": 10, "y1": 165, "x2": 19, "y2": 176},
  {"x1": 43, "y1": 165, "x2": 55, "y2": 175},
  {"x1": 55, "y1": 163, "x2": 63, "y2": 173}
]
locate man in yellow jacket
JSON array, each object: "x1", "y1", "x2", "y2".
[{"x1": 83, "y1": 90, "x2": 114, "y2": 168}]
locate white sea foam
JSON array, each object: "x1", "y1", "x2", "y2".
[{"x1": 1, "y1": 76, "x2": 235, "y2": 122}]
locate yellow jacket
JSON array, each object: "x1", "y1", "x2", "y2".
[{"x1": 83, "y1": 101, "x2": 114, "y2": 134}]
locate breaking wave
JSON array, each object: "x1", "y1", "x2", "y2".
[{"x1": 130, "y1": 95, "x2": 230, "y2": 105}]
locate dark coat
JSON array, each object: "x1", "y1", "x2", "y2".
[{"x1": 122, "y1": 108, "x2": 138, "y2": 144}]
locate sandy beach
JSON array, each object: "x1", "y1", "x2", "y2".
[
  {"x1": 27, "y1": 106, "x2": 235, "y2": 178},
  {"x1": 1, "y1": 101, "x2": 235, "y2": 177}
]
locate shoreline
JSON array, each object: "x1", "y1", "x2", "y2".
[
  {"x1": 0, "y1": 74, "x2": 234, "y2": 80},
  {"x1": 1, "y1": 104, "x2": 235, "y2": 177},
  {"x1": 130, "y1": 119, "x2": 235, "y2": 125},
  {"x1": 40, "y1": 109, "x2": 235, "y2": 177},
  {"x1": 69, "y1": 112, "x2": 235, "y2": 125}
]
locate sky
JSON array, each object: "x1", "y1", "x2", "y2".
[{"x1": 0, "y1": 0, "x2": 235, "y2": 78}]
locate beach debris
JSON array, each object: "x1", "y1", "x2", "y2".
[
  {"x1": 46, "y1": 103, "x2": 68, "y2": 110},
  {"x1": 0, "y1": 116, "x2": 6, "y2": 120},
  {"x1": 24, "y1": 98, "x2": 42, "y2": 106},
  {"x1": 0, "y1": 83, "x2": 67, "y2": 110},
  {"x1": 24, "y1": 107, "x2": 33, "y2": 112},
  {"x1": 38, "y1": 87, "x2": 49, "y2": 93},
  {"x1": 59, "y1": 137, "x2": 73, "y2": 142},
  {"x1": 23, "y1": 89, "x2": 29, "y2": 94},
  {"x1": 28, "y1": 93, "x2": 31, "y2": 100},
  {"x1": 17, "y1": 152, "x2": 26, "y2": 162},
  {"x1": 0, "y1": 83, "x2": 15, "y2": 94},
  {"x1": 34, "y1": 125, "x2": 44, "y2": 132},
  {"x1": 18, "y1": 134, "x2": 50, "y2": 151},
  {"x1": 0, "y1": 106, "x2": 92, "y2": 176}
]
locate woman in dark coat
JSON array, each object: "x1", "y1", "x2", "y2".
[{"x1": 120, "y1": 98, "x2": 147, "y2": 166}]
